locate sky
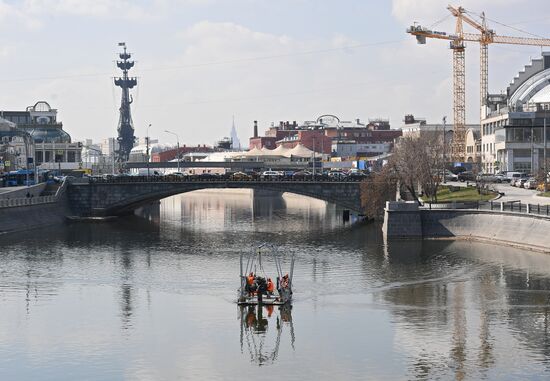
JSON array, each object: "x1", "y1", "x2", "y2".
[{"x1": 1, "y1": 0, "x2": 550, "y2": 146}]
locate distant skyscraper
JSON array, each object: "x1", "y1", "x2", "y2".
[{"x1": 230, "y1": 116, "x2": 241, "y2": 149}]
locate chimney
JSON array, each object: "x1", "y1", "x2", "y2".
[{"x1": 253, "y1": 120, "x2": 258, "y2": 138}]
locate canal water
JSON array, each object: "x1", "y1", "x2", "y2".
[{"x1": 2, "y1": 190, "x2": 550, "y2": 380}]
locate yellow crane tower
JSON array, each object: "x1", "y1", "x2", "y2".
[{"x1": 407, "y1": 5, "x2": 550, "y2": 162}]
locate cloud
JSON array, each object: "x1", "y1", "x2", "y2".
[
  {"x1": 392, "y1": 0, "x2": 533, "y2": 26},
  {"x1": 23, "y1": 0, "x2": 150, "y2": 19}
]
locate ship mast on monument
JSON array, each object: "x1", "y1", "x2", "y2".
[{"x1": 114, "y1": 42, "x2": 137, "y2": 162}]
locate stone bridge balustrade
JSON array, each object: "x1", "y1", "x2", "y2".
[{"x1": 67, "y1": 177, "x2": 365, "y2": 217}]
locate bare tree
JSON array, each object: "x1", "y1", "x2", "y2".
[
  {"x1": 360, "y1": 133, "x2": 445, "y2": 217},
  {"x1": 360, "y1": 165, "x2": 397, "y2": 219},
  {"x1": 389, "y1": 134, "x2": 445, "y2": 203}
]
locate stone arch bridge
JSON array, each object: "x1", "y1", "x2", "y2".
[{"x1": 67, "y1": 178, "x2": 364, "y2": 217}]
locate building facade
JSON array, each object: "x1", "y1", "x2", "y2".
[
  {"x1": 0, "y1": 101, "x2": 82, "y2": 170},
  {"x1": 481, "y1": 52, "x2": 550, "y2": 173},
  {"x1": 249, "y1": 115, "x2": 401, "y2": 156}
]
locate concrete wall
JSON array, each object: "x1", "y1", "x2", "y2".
[
  {"x1": 383, "y1": 201, "x2": 422, "y2": 238},
  {"x1": 0, "y1": 183, "x2": 46, "y2": 199},
  {"x1": 0, "y1": 181, "x2": 69, "y2": 236},
  {"x1": 420, "y1": 210, "x2": 550, "y2": 252},
  {"x1": 383, "y1": 201, "x2": 550, "y2": 253}
]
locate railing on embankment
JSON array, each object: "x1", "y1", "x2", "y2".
[
  {"x1": 423, "y1": 200, "x2": 550, "y2": 218},
  {"x1": 384, "y1": 201, "x2": 550, "y2": 253},
  {"x1": 0, "y1": 180, "x2": 68, "y2": 209}
]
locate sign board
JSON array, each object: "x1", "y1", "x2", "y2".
[{"x1": 4, "y1": 160, "x2": 11, "y2": 167}]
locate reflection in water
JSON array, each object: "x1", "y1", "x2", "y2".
[
  {"x1": 3, "y1": 190, "x2": 550, "y2": 380},
  {"x1": 239, "y1": 305, "x2": 295, "y2": 366}
]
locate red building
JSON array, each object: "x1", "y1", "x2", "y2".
[
  {"x1": 151, "y1": 145, "x2": 215, "y2": 162},
  {"x1": 249, "y1": 137, "x2": 278, "y2": 150},
  {"x1": 276, "y1": 130, "x2": 332, "y2": 154}
]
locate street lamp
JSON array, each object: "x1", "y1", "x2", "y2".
[
  {"x1": 165, "y1": 130, "x2": 180, "y2": 174},
  {"x1": 146, "y1": 124, "x2": 152, "y2": 177},
  {"x1": 442, "y1": 116, "x2": 447, "y2": 184},
  {"x1": 544, "y1": 107, "x2": 548, "y2": 192}
]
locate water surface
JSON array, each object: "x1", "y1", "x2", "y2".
[{"x1": 1, "y1": 189, "x2": 550, "y2": 380}]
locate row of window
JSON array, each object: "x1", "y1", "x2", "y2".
[
  {"x1": 505, "y1": 127, "x2": 550, "y2": 143},
  {"x1": 35, "y1": 150, "x2": 79, "y2": 164}
]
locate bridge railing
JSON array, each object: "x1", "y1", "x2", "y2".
[{"x1": 83, "y1": 174, "x2": 368, "y2": 184}]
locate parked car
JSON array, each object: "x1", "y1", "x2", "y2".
[
  {"x1": 506, "y1": 172, "x2": 526, "y2": 184},
  {"x1": 328, "y1": 170, "x2": 347, "y2": 180},
  {"x1": 292, "y1": 170, "x2": 312, "y2": 179},
  {"x1": 515, "y1": 177, "x2": 529, "y2": 188},
  {"x1": 476, "y1": 173, "x2": 502, "y2": 183},
  {"x1": 524, "y1": 177, "x2": 538, "y2": 189},
  {"x1": 347, "y1": 169, "x2": 368, "y2": 179},
  {"x1": 260, "y1": 170, "x2": 282, "y2": 179},
  {"x1": 494, "y1": 173, "x2": 506, "y2": 183},
  {"x1": 230, "y1": 171, "x2": 252, "y2": 181},
  {"x1": 457, "y1": 171, "x2": 476, "y2": 182},
  {"x1": 167, "y1": 171, "x2": 188, "y2": 179},
  {"x1": 444, "y1": 170, "x2": 459, "y2": 181}
]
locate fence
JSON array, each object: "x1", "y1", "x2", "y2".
[
  {"x1": 0, "y1": 179, "x2": 68, "y2": 209},
  {"x1": 424, "y1": 200, "x2": 550, "y2": 218}
]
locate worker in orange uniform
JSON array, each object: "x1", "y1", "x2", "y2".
[
  {"x1": 266, "y1": 278, "x2": 274, "y2": 296},
  {"x1": 246, "y1": 272, "x2": 256, "y2": 296}
]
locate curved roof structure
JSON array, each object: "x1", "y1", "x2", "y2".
[
  {"x1": 26, "y1": 127, "x2": 71, "y2": 143},
  {"x1": 509, "y1": 67, "x2": 550, "y2": 108}
]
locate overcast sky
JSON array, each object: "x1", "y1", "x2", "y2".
[{"x1": 1, "y1": 0, "x2": 549, "y2": 146}]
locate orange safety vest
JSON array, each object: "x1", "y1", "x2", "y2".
[
  {"x1": 267, "y1": 280, "x2": 274, "y2": 292},
  {"x1": 247, "y1": 276, "x2": 255, "y2": 285}
]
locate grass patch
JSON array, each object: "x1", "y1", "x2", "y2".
[
  {"x1": 422, "y1": 186, "x2": 498, "y2": 203},
  {"x1": 538, "y1": 191, "x2": 550, "y2": 198}
]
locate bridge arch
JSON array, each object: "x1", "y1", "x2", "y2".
[{"x1": 68, "y1": 180, "x2": 364, "y2": 217}]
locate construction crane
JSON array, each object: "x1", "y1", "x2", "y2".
[{"x1": 407, "y1": 5, "x2": 550, "y2": 161}]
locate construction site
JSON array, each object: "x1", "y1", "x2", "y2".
[{"x1": 408, "y1": 5, "x2": 550, "y2": 174}]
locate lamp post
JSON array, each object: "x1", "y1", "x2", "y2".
[
  {"x1": 442, "y1": 116, "x2": 447, "y2": 184},
  {"x1": 312, "y1": 135, "x2": 316, "y2": 179},
  {"x1": 165, "y1": 130, "x2": 180, "y2": 174},
  {"x1": 146, "y1": 124, "x2": 152, "y2": 177},
  {"x1": 545, "y1": 108, "x2": 548, "y2": 192}
]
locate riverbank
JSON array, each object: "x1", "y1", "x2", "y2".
[
  {"x1": 0, "y1": 182, "x2": 69, "y2": 236},
  {"x1": 384, "y1": 201, "x2": 550, "y2": 254}
]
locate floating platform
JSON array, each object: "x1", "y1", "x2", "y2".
[
  {"x1": 237, "y1": 295, "x2": 288, "y2": 306},
  {"x1": 66, "y1": 216, "x2": 118, "y2": 222}
]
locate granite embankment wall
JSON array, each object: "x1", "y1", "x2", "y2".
[
  {"x1": 0, "y1": 183, "x2": 46, "y2": 199},
  {"x1": 383, "y1": 201, "x2": 550, "y2": 253},
  {"x1": 0, "y1": 183, "x2": 69, "y2": 236}
]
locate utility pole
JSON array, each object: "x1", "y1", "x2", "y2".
[
  {"x1": 165, "y1": 130, "x2": 180, "y2": 173},
  {"x1": 531, "y1": 117, "x2": 535, "y2": 175},
  {"x1": 312, "y1": 136, "x2": 316, "y2": 179},
  {"x1": 146, "y1": 124, "x2": 152, "y2": 177},
  {"x1": 443, "y1": 116, "x2": 447, "y2": 184},
  {"x1": 545, "y1": 109, "x2": 548, "y2": 192}
]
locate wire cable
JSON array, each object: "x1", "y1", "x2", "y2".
[{"x1": 0, "y1": 39, "x2": 406, "y2": 83}]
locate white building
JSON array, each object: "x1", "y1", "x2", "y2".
[{"x1": 481, "y1": 52, "x2": 550, "y2": 173}]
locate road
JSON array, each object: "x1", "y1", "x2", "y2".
[{"x1": 445, "y1": 180, "x2": 550, "y2": 205}]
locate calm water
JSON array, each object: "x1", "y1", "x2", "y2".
[{"x1": 2, "y1": 190, "x2": 550, "y2": 380}]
